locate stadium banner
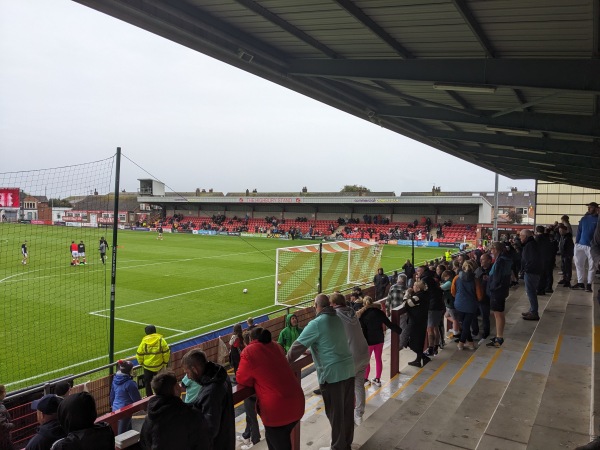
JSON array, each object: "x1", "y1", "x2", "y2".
[
  {"x1": 31, "y1": 220, "x2": 52, "y2": 225},
  {"x1": 240, "y1": 232, "x2": 268, "y2": 238},
  {"x1": 195, "y1": 230, "x2": 217, "y2": 236},
  {"x1": 132, "y1": 227, "x2": 150, "y2": 231},
  {"x1": 66, "y1": 222, "x2": 83, "y2": 227},
  {"x1": 437, "y1": 242, "x2": 464, "y2": 248},
  {"x1": 0, "y1": 188, "x2": 20, "y2": 208},
  {"x1": 53, "y1": 221, "x2": 67, "y2": 226},
  {"x1": 396, "y1": 240, "x2": 439, "y2": 247}
]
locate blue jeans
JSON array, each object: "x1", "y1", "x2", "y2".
[{"x1": 524, "y1": 273, "x2": 540, "y2": 315}]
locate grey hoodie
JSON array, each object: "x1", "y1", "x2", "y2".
[{"x1": 334, "y1": 305, "x2": 370, "y2": 371}]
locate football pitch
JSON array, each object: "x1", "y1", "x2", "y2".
[{"x1": 0, "y1": 224, "x2": 445, "y2": 390}]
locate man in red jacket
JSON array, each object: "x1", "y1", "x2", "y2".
[{"x1": 236, "y1": 328, "x2": 305, "y2": 450}]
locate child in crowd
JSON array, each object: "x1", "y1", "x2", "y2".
[
  {"x1": 0, "y1": 385, "x2": 15, "y2": 450},
  {"x1": 441, "y1": 270, "x2": 460, "y2": 339},
  {"x1": 109, "y1": 360, "x2": 142, "y2": 435},
  {"x1": 180, "y1": 375, "x2": 201, "y2": 403}
]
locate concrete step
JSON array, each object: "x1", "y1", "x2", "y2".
[
  {"x1": 358, "y1": 279, "x2": 556, "y2": 449},
  {"x1": 474, "y1": 290, "x2": 569, "y2": 449},
  {"x1": 526, "y1": 291, "x2": 593, "y2": 449}
]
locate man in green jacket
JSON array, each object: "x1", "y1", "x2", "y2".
[{"x1": 277, "y1": 314, "x2": 302, "y2": 352}]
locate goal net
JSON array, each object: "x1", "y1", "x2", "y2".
[
  {"x1": 275, "y1": 240, "x2": 382, "y2": 305},
  {"x1": 0, "y1": 157, "x2": 115, "y2": 391}
]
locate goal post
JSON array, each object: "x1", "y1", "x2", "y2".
[{"x1": 274, "y1": 240, "x2": 382, "y2": 305}]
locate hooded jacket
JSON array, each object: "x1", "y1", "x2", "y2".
[
  {"x1": 110, "y1": 372, "x2": 142, "y2": 411},
  {"x1": 26, "y1": 419, "x2": 66, "y2": 450},
  {"x1": 140, "y1": 395, "x2": 209, "y2": 450},
  {"x1": 190, "y1": 361, "x2": 235, "y2": 450},
  {"x1": 136, "y1": 333, "x2": 170, "y2": 372},
  {"x1": 235, "y1": 340, "x2": 305, "y2": 427},
  {"x1": 334, "y1": 306, "x2": 370, "y2": 371},
  {"x1": 50, "y1": 392, "x2": 114, "y2": 450},
  {"x1": 486, "y1": 253, "x2": 513, "y2": 300},
  {"x1": 277, "y1": 314, "x2": 303, "y2": 353},
  {"x1": 576, "y1": 212, "x2": 599, "y2": 246},
  {"x1": 452, "y1": 271, "x2": 479, "y2": 314}
]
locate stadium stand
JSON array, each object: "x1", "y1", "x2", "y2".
[{"x1": 6, "y1": 256, "x2": 599, "y2": 450}]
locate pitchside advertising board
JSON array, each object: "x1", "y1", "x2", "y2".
[{"x1": 0, "y1": 188, "x2": 20, "y2": 208}]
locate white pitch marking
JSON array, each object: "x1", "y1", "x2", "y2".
[
  {"x1": 89, "y1": 313, "x2": 185, "y2": 333},
  {"x1": 8, "y1": 303, "x2": 279, "y2": 388},
  {"x1": 0, "y1": 250, "x2": 267, "y2": 284},
  {"x1": 89, "y1": 274, "x2": 275, "y2": 314}
]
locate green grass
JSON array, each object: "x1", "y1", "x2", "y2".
[{"x1": 0, "y1": 224, "x2": 444, "y2": 390}]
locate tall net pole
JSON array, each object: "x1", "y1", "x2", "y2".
[
  {"x1": 109, "y1": 148, "x2": 121, "y2": 371},
  {"x1": 318, "y1": 242, "x2": 323, "y2": 294}
]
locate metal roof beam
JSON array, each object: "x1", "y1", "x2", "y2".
[
  {"x1": 594, "y1": 0, "x2": 599, "y2": 58},
  {"x1": 492, "y1": 92, "x2": 559, "y2": 118},
  {"x1": 233, "y1": 0, "x2": 340, "y2": 59},
  {"x1": 459, "y1": 146, "x2": 600, "y2": 169},
  {"x1": 377, "y1": 106, "x2": 600, "y2": 138},
  {"x1": 334, "y1": 0, "x2": 413, "y2": 59},
  {"x1": 333, "y1": 78, "x2": 479, "y2": 116},
  {"x1": 482, "y1": 160, "x2": 599, "y2": 186},
  {"x1": 288, "y1": 59, "x2": 600, "y2": 93},
  {"x1": 452, "y1": 0, "x2": 496, "y2": 58},
  {"x1": 429, "y1": 130, "x2": 600, "y2": 159}
]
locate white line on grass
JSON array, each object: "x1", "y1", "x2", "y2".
[
  {"x1": 0, "y1": 250, "x2": 267, "y2": 285},
  {"x1": 89, "y1": 274, "x2": 275, "y2": 314},
  {"x1": 89, "y1": 313, "x2": 185, "y2": 333},
  {"x1": 9, "y1": 303, "x2": 280, "y2": 388}
]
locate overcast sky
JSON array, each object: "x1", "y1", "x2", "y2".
[{"x1": 0, "y1": 0, "x2": 535, "y2": 196}]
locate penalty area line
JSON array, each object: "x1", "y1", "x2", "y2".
[
  {"x1": 90, "y1": 274, "x2": 275, "y2": 314},
  {"x1": 8, "y1": 303, "x2": 283, "y2": 387},
  {"x1": 89, "y1": 313, "x2": 185, "y2": 333}
]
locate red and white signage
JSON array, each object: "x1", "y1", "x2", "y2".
[{"x1": 0, "y1": 188, "x2": 20, "y2": 208}]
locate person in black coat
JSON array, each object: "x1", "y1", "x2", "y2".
[
  {"x1": 558, "y1": 224, "x2": 575, "y2": 288},
  {"x1": 373, "y1": 268, "x2": 390, "y2": 300},
  {"x1": 535, "y1": 226, "x2": 555, "y2": 295},
  {"x1": 26, "y1": 394, "x2": 66, "y2": 450},
  {"x1": 417, "y1": 266, "x2": 445, "y2": 356},
  {"x1": 402, "y1": 281, "x2": 430, "y2": 367},
  {"x1": 140, "y1": 370, "x2": 209, "y2": 450},
  {"x1": 50, "y1": 392, "x2": 114, "y2": 450},
  {"x1": 182, "y1": 349, "x2": 235, "y2": 450},
  {"x1": 359, "y1": 300, "x2": 402, "y2": 385},
  {"x1": 519, "y1": 230, "x2": 542, "y2": 320},
  {"x1": 402, "y1": 260, "x2": 416, "y2": 282}
]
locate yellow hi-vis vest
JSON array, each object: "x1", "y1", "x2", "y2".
[{"x1": 136, "y1": 333, "x2": 170, "y2": 372}]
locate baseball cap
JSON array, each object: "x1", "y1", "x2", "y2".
[
  {"x1": 32, "y1": 394, "x2": 62, "y2": 415},
  {"x1": 117, "y1": 360, "x2": 133, "y2": 374},
  {"x1": 587, "y1": 202, "x2": 599, "y2": 207}
]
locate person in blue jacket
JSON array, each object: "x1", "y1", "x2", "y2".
[
  {"x1": 109, "y1": 360, "x2": 142, "y2": 435},
  {"x1": 572, "y1": 202, "x2": 599, "y2": 292}
]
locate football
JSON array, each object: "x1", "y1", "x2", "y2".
[
  {"x1": 243, "y1": 288, "x2": 248, "y2": 294},
  {"x1": 277, "y1": 280, "x2": 281, "y2": 286}
]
